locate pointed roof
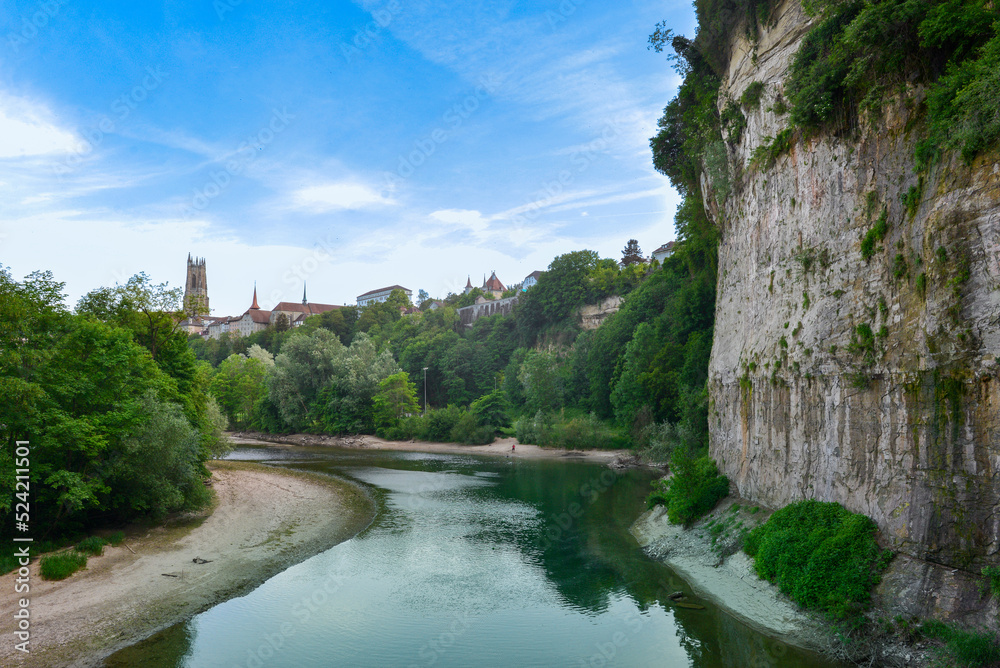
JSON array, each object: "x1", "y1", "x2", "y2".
[
  {"x1": 484, "y1": 271, "x2": 505, "y2": 292},
  {"x1": 302, "y1": 282, "x2": 308, "y2": 305},
  {"x1": 250, "y1": 284, "x2": 260, "y2": 310},
  {"x1": 465, "y1": 276, "x2": 472, "y2": 289}
]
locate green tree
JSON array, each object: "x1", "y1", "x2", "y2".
[
  {"x1": 470, "y1": 390, "x2": 511, "y2": 431},
  {"x1": 621, "y1": 239, "x2": 645, "y2": 265},
  {"x1": 518, "y1": 350, "x2": 565, "y2": 414},
  {"x1": 373, "y1": 372, "x2": 420, "y2": 431},
  {"x1": 210, "y1": 353, "x2": 269, "y2": 428}
]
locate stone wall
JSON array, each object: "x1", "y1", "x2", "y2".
[
  {"x1": 456, "y1": 296, "x2": 518, "y2": 328},
  {"x1": 708, "y1": 0, "x2": 1000, "y2": 569}
]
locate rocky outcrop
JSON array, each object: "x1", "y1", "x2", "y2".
[
  {"x1": 578, "y1": 295, "x2": 623, "y2": 330},
  {"x1": 707, "y1": 0, "x2": 1000, "y2": 573}
]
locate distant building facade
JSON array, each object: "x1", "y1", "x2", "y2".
[
  {"x1": 231, "y1": 286, "x2": 271, "y2": 337},
  {"x1": 522, "y1": 270, "x2": 544, "y2": 290},
  {"x1": 357, "y1": 285, "x2": 412, "y2": 307},
  {"x1": 270, "y1": 284, "x2": 340, "y2": 327},
  {"x1": 651, "y1": 242, "x2": 675, "y2": 264}
]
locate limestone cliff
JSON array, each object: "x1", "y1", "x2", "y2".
[{"x1": 707, "y1": 0, "x2": 1000, "y2": 576}]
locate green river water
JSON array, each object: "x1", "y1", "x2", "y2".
[{"x1": 105, "y1": 444, "x2": 845, "y2": 667}]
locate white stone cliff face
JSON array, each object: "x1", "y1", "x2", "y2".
[{"x1": 707, "y1": 0, "x2": 1000, "y2": 570}]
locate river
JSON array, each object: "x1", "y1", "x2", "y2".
[{"x1": 105, "y1": 444, "x2": 845, "y2": 667}]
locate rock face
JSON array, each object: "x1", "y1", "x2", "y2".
[
  {"x1": 578, "y1": 296, "x2": 623, "y2": 330},
  {"x1": 708, "y1": 0, "x2": 1000, "y2": 571}
]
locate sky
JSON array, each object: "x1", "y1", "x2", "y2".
[{"x1": 0, "y1": 0, "x2": 694, "y2": 316}]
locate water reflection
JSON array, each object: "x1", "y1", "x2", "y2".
[{"x1": 106, "y1": 446, "x2": 843, "y2": 667}]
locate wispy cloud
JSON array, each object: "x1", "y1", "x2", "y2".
[
  {"x1": 0, "y1": 93, "x2": 85, "y2": 158},
  {"x1": 291, "y1": 181, "x2": 396, "y2": 212}
]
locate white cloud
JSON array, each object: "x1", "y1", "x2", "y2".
[
  {"x1": 429, "y1": 208, "x2": 489, "y2": 233},
  {"x1": 292, "y1": 182, "x2": 395, "y2": 212},
  {"x1": 0, "y1": 93, "x2": 84, "y2": 158}
]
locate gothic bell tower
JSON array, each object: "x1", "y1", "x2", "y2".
[{"x1": 184, "y1": 253, "x2": 210, "y2": 316}]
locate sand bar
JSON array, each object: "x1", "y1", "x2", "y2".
[
  {"x1": 0, "y1": 461, "x2": 374, "y2": 667},
  {"x1": 229, "y1": 431, "x2": 637, "y2": 464}
]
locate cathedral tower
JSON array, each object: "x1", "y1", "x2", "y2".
[{"x1": 184, "y1": 253, "x2": 210, "y2": 316}]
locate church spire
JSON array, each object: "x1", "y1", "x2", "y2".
[
  {"x1": 250, "y1": 283, "x2": 260, "y2": 310},
  {"x1": 302, "y1": 282, "x2": 308, "y2": 305}
]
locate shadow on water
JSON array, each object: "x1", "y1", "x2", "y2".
[{"x1": 105, "y1": 445, "x2": 846, "y2": 668}]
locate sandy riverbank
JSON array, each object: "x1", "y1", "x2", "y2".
[
  {"x1": 631, "y1": 498, "x2": 833, "y2": 653},
  {"x1": 228, "y1": 431, "x2": 638, "y2": 465},
  {"x1": 0, "y1": 461, "x2": 374, "y2": 667}
]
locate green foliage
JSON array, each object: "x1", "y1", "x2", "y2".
[
  {"x1": 902, "y1": 179, "x2": 924, "y2": 218},
  {"x1": 740, "y1": 81, "x2": 766, "y2": 110},
  {"x1": 893, "y1": 253, "x2": 909, "y2": 280},
  {"x1": 721, "y1": 99, "x2": 747, "y2": 144},
  {"x1": 861, "y1": 209, "x2": 889, "y2": 261},
  {"x1": 637, "y1": 420, "x2": 690, "y2": 464},
  {"x1": 372, "y1": 371, "x2": 420, "y2": 432},
  {"x1": 447, "y1": 411, "x2": 496, "y2": 445},
  {"x1": 106, "y1": 391, "x2": 213, "y2": 520},
  {"x1": 0, "y1": 267, "x2": 221, "y2": 536},
  {"x1": 647, "y1": 449, "x2": 729, "y2": 525},
  {"x1": 980, "y1": 565, "x2": 1000, "y2": 598},
  {"x1": 916, "y1": 271, "x2": 928, "y2": 295},
  {"x1": 514, "y1": 410, "x2": 630, "y2": 450},
  {"x1": 107, "y1": 531, "x2": 125, "y2": 546},
  {"x1": 470, "y1": 390, "x2": 511, "y2": 431},
  {"x1": 268, "y1": 331, "x2": 400, "y2": 434},
  {"x1": 517, "y1": 250, "x2": 601, "y2": 340},
  {"x1": 76, "y1": 536, "x2": 106, "y2": 556},
  {"x1": 40, "y1": 552, "x2": 88, "y2": 580},
  {"x1": 210, "y1": 353, "x2": 270, "y2": 429},
  {"x1": 743, "y1": 499, "x2": 890, "y2": 623},
  {"x1": 848, "y1": 322, "x2": 878, "y2": 367},
  {"x1": 921, "y1": 619, "x2": 1000, "y2": 667},
  {"x1": 784, "y1": 0, "x2": 1000, "y2": 164},
  {"x1": 517, "y1": 349, "x2": 566, "y2": 414},
  {"x1": 750, "y1": 128, "x2": 795, "y2": 170}
]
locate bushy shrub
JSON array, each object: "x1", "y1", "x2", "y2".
[
  {"x1": 514, "y1": 410, "x2": 549, "y2": 445},
  {"x1": 40, "y1": 552, "x2": 88, "y2": 580},
  {"x1": 647, "y1": 450, "x2": 729, "y2": 524},
  {"x1": 425, "y1": 405, "x2": 464, "y2": 441},
  {"x1": 107, "y1": 531, "x2": 125, "y2": 546},
  {"x1": 744, "y1": 499, "x2": 891, "y2": 623},
  {"x1": 638, "y1": 421, "x2": 687, "y2": 463},
  {"x1": 449, "y1": 411, "x2": 495, "y2": 445},
  {"x1": 922, "y1": 620, "x2": 1000, "y2": 667},
  {"x1": 76, "y1": 536, "x2": 106, "y2": 556},
  {"x1": 514, "y1": 411, "x2": 629, "y2": 449}
]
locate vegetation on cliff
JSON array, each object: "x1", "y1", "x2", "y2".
[
  {"x1": 744, "y1": 500, "x2": 891, "y2": 624},
  {"x1": 782, "y1": 0, "x2": 999, "y2": 166}
]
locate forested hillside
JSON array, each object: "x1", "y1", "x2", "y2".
[{"x1": 193, "y1": 236, "x2": 718, "y2": 455}]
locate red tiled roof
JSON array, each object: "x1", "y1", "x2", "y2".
[
  {"x1": 272, "y1": 301, "x2": 340, "y2": 314},
  {"x1": 483, "y1": 271, "x2": 505, "y2": 292},
  {"x1": 244, "y1": 309, "x2": 271, "y2": 324}
]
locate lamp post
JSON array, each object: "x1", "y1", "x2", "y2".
[{"x1": 422, "y1": 367, "x2": 429, "y2": 416}]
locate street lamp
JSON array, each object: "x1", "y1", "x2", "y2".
[{"x1": 422, "y1": 367, "x2": 429, "y2": 416}]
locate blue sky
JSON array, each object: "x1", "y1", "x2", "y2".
[{"x1": 1, "y1": 0, "x2": 693, "y2": 315}]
